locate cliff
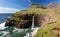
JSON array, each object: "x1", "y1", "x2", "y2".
[{"x1": 5, "y1": 3, "x2": 60, "y2": 28}]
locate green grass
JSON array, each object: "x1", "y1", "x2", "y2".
[
  {"x1": 34, "y1": 22, "x2": 60, "y2": 37},
  {"x1": 14, "y1": 8, "x2": 54, "y2": 16},
  {"x1": 13, "y1": 8, "x2": 54, "y2": 22}
]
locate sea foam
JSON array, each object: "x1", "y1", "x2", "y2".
[{"x1": 0, "y1": 22, "x2": 7, "y2": 30}]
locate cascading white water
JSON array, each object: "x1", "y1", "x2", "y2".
[
  {"x1": 31, "y1": 16, "x2": 39, "y2": 37},
  {"x1": 31, "y1": 16, "x2": 34, "y2": 29},
  {"x1": 24, "y1": 16, "x2": 35, "y2": 37},
  {"x1": 29, "y1": 16, "x2": 34, "y2": 37}
]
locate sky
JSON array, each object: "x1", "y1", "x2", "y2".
[{"x1": 0, "y1": 0, "x2": 60, "y2": 13}]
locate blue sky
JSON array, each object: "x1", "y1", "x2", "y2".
[{"x1": 0, "y1": 0, "x2": 60, "y2": 13}]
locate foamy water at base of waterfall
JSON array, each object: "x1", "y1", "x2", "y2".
[{"x1": 0, "y1": 22, "x2": 39, "y2": 37}]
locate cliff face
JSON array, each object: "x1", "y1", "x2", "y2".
[
  {"x1": 5, "y1": 14, "x2": 34, "y2": 28},
  {"x1": 5, "y1": 3, "x2": 59, "y2": 28}
]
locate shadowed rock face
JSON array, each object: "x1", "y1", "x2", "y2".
[
  {"x1": 5, "y1": 14, "x2": 51, "y2": 28},
  {"x1": 23, "y1": 14, "x2": 34, "y2": 20},
  {"x1": 5, "y1": 14, "x2": 34, "y2": 28}
]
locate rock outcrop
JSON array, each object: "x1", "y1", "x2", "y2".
[{"x1": 5, "y1": 14, "x2": 34, "y2": 28}]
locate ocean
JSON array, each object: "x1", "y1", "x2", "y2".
[{"x1": 0, "y1": 13, "x2": 13, "y2": 24}]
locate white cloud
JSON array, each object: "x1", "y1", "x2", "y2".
[
  {"x1": 0, "y1": 7, "x2": 19, "y2": 11},
  {"x1": 0, "y1": 7, "x2": 20, "y2": 13}
]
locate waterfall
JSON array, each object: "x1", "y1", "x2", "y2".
[
  {"x1": 31, "y1": 16, "x2": 34, "y2": 29},
  {"x1": 30, "y1": 16, "x2": 39, "y2": 37},
  {"x1": 26, "y1": 16, "x2": 35, "y2": 37}
]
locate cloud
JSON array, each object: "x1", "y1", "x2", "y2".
[
  {"x1": 0, "y1": 7, "x2": 20, "y2": 13},
  {"x1": 0, "y1": 7, "x2": 19, "y2": 11}
]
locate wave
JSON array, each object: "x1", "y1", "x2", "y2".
[{"x1": 0, "y1": 22, "x2": 8, "y2": 30}]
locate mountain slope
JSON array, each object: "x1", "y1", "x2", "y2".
[{"x1": 45, "y1": 2, "x2": 60, "y2": 9}]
